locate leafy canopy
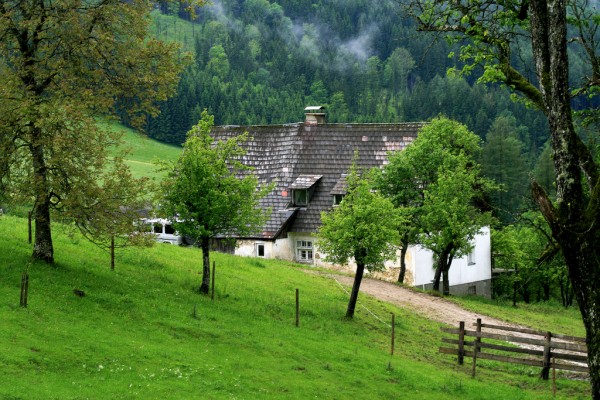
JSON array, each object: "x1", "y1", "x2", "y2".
[
  {"x1": 318, "y1": 163, "x2": 402, "y2": 270},
  {"x1": 159, "y1": 111, "x2": 271, "y2": 241},
  {"x1": 381, "y1": 117, "x2": 495, "y2": 260}
]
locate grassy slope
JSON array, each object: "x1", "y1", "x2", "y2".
[
  {"x1": 0, "y1": 215, "x2": 589, "y2": 399},
  {"x1": 101, "y1": 119, "x2": 182, "y2": 179},
  {"x1": 448, "y1": 295, "x2": 585, "y2": 338}
]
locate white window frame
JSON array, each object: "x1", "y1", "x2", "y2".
[
  {"x1": 256, "y1": 243, "x2": 266, "y2": 258},
  {"x1": 467, "y1": 251, "x2": 476, "y2": 265},
  {"x1": 296, "y1": 240, "x2": 313, "y2": 262}
]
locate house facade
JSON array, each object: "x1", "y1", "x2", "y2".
[{"x1": 211, "y1": 107, "x2": 492, "y2": 297}]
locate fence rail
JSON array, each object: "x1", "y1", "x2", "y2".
[{"x1": 439, "y1": 319, "x2": 588, "y2": 379}]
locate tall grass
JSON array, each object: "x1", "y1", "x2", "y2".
[{"x1": 0, "y1": 215, "x2": 590, "y2": 399}]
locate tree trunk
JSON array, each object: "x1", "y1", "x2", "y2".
[
  {"x1": 559, "y1": 237, "x2": 600, "y2": 398},
  {"x1": 397, "y1": 234, "x2": 409, "y2": 284},
  {"x1": 432, "y1": 263, "x2": 442, "y2": 292},
  {"x1": 528, "y1": 2, "x2": 600, "y2": 396},
  {"x1": 31, "y1": 138, "x2": 54, "y2": 263},
  {"x1": 199, "y1": 236, "x2": 210, "y2": 294},
  {"x1": 432, "y1": 242, "x2": 453, "y2": 293},
  {"x1": 346, "y1": 262, "x2": 365, "y2": 319},
  {"x1": 442, "y1": 266, "x2": 450, "y2": 296}
]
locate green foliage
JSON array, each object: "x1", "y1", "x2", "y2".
[
  {"x1": 381, "y1": 117, "x2": 496, "y2": 293},
  {"x1": 0, "y1": 0, "x2": 191, "y2": 262},
  {"x1": 318, "y1": 165, "x2": 402, "y2": 270},
  {"x1": 145, "y1": 4, "x2": 550, "y2": 155},
  {"x1": 491, "y1": 212, "x2": 572, "y2": 306},
  {"x1": 158, "y1": 111, "x2": 271, "y2": 241},
  {"x1": 481, "y1": 114, "x2": 531, "y2": 224}
]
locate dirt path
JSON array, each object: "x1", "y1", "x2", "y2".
[{"x1": 328, "y1": 273, "x2": 520, "y2": 329}]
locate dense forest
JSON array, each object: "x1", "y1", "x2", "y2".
[
  {"x1": 146, "y1": 0, "x2": 551, "y2": 146},
  {"x1": 140, "y1": 0, "x2": 599, "y2": 306}
]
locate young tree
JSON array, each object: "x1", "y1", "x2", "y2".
[
  {"x1": 0, "y1": 0, "x2": 196, "y2": 263},
  {"x1": 318, "y1": 165, "x2": 401, "y2": 318},
  {"x1": 159, "y1": 111, "x2": 271, "y2": 294},
  {"x1": 375, "y1": 147, "x2": 422, "y2": 284},
  {"x1": 409, "y1": 0, "x2": 600, "y2": 395},
  {"x1": 420, "y1": 158, "x2": 495, "y2": 295},
  {"x1": 73, "y1": 156, "x2": 156, "y2": 270}
]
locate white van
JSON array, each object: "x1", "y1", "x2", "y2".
[{"x1": 142, "y1": 218, "x2": 183, "y2": 245}]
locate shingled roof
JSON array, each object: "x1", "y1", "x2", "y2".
[{"x1": 211, "y1": 120, "x2": 423, "y2": 239}]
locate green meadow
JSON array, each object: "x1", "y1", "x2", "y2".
[
  {"x1": 102, "y1": 119, "x2": 182, "y2": 180},
  {"x1": 0, "y1": 212, "x2": 590, "y2": 399}
]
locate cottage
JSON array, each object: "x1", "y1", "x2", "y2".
[{"x1": 211, "y1": 107, "x2": 492, "y2": 297}]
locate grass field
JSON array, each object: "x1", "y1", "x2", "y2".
[
  {"x1": 0, "y1": 214, "x2": 590, "y2": 399},
  {"x1": 102, "y1": 119, "x2": 182, "y2": 180},
  {"x1": 448, "y1": 294, "x2": 585, "y2": 338}
]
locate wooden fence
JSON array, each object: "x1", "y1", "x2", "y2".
[{"x1": 440, "y1": 319, "x2": 588, "y2": 379}]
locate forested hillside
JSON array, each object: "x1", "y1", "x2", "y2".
[{"x1": 145, "y1": 0, "x2": 551, "y2": 152}]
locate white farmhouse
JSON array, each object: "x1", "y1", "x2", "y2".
[{"x1": 211, "y1": 107, "x2": 492, "y2": 297}]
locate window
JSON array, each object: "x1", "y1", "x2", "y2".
[
  {"x1": 293, "y1": 189, "x2": 308, "y2": 206},
  {"x1": 333, "y1": 194, "x2": 344, "y2": 206},
  {"x1": 256, "y1": 243, "x2": 265, "y2": 258},
  {"x1": 165, "y1": 224, "x2": 175, "y2": 235},
  {"x1": 296, "y1": 240, "x2": 313, "y2": 262},
  {"x1": 153, "y1": 223, "x2": 163, "y2": 234},
  {"x1": 467, "y1": 251, "x2": 476, "y2": 265}
]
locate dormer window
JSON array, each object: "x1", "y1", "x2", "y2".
[
  {"x1": 289, "y1": 175, "x2": 322, "y2": 208},
  {"x1": 333, "y1": 194, "x2": 345, "y2": 206},
  {"x1": 331, "y1": 174, "x2": 348, "y2": 207},
  {"x1": 293, "y1": 189, "x2": 308, "y2": 206}
]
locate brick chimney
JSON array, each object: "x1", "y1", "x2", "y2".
[{"x1": 304, "y1": 106, "x2": 326, "y2": 125}]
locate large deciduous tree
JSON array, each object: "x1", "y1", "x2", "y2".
[
  {"x1": 409, "y1": 0, "x2": 600, "y2": 395},
  {"x1": 0, "y1": 0, "x2": 192, "y2": 263},
  {"x1": 318, "y1": 164, "x2": 401, "y2": 318},
  {"x1": 159, "y1": 111, "x2": 271, "y2": 294},
  {"x1": 380, "y1": 117, "x2": 495, "y2": 295}
]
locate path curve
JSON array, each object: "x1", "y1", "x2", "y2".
[
  {"x1": 324, "y1": 273, "x2": 587, "y2": 374},
  {"x1": 329, "y1": 274, "x2": 515, "y2": 329}
]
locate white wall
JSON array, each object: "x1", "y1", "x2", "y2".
[
  {"x1": 411, "y1": 227, "x2": 491, "y2": 287},
  {"x1": 233, "y1": 227, "x2": 491, "y2": 290}
]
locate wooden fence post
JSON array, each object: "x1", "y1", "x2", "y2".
[
  {"x1": 20, "y1": 272, "x2": 29, "y2": 307},
  {"x1": 295, "y1": 288, "x2": 299, "y2": 327},
  {"x1": 472, "y1": 318, "x2": 481, "y2": 377},
  {"x1": 541, "y1": 331, "x2": 552, "y2": 380},
  {"x1": 458, "y1": 321, "x2": 465, "y2": 365},
  {"x1": 552, "y1": 356, "x2": 557, "y2": 396},
  {"x1": 110, "y1": 236, "x2": 115, "y2": 271},
  {"x1": 211, "y1": 261, "x2": 215, "y2": 301},
  {"x1": 391, "y1": 313, "x2": 395, "y2": 356}
]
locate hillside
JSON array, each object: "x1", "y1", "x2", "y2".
[
  {"x1": 0, "y1": 215, "x2": 589, "y2": 399},
  {"x1": 145, "y1": 5, "x2": 551, "y2": 150},
  {"x1": 103, "y1": 119, "x2": 182, "y2": 179}
]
